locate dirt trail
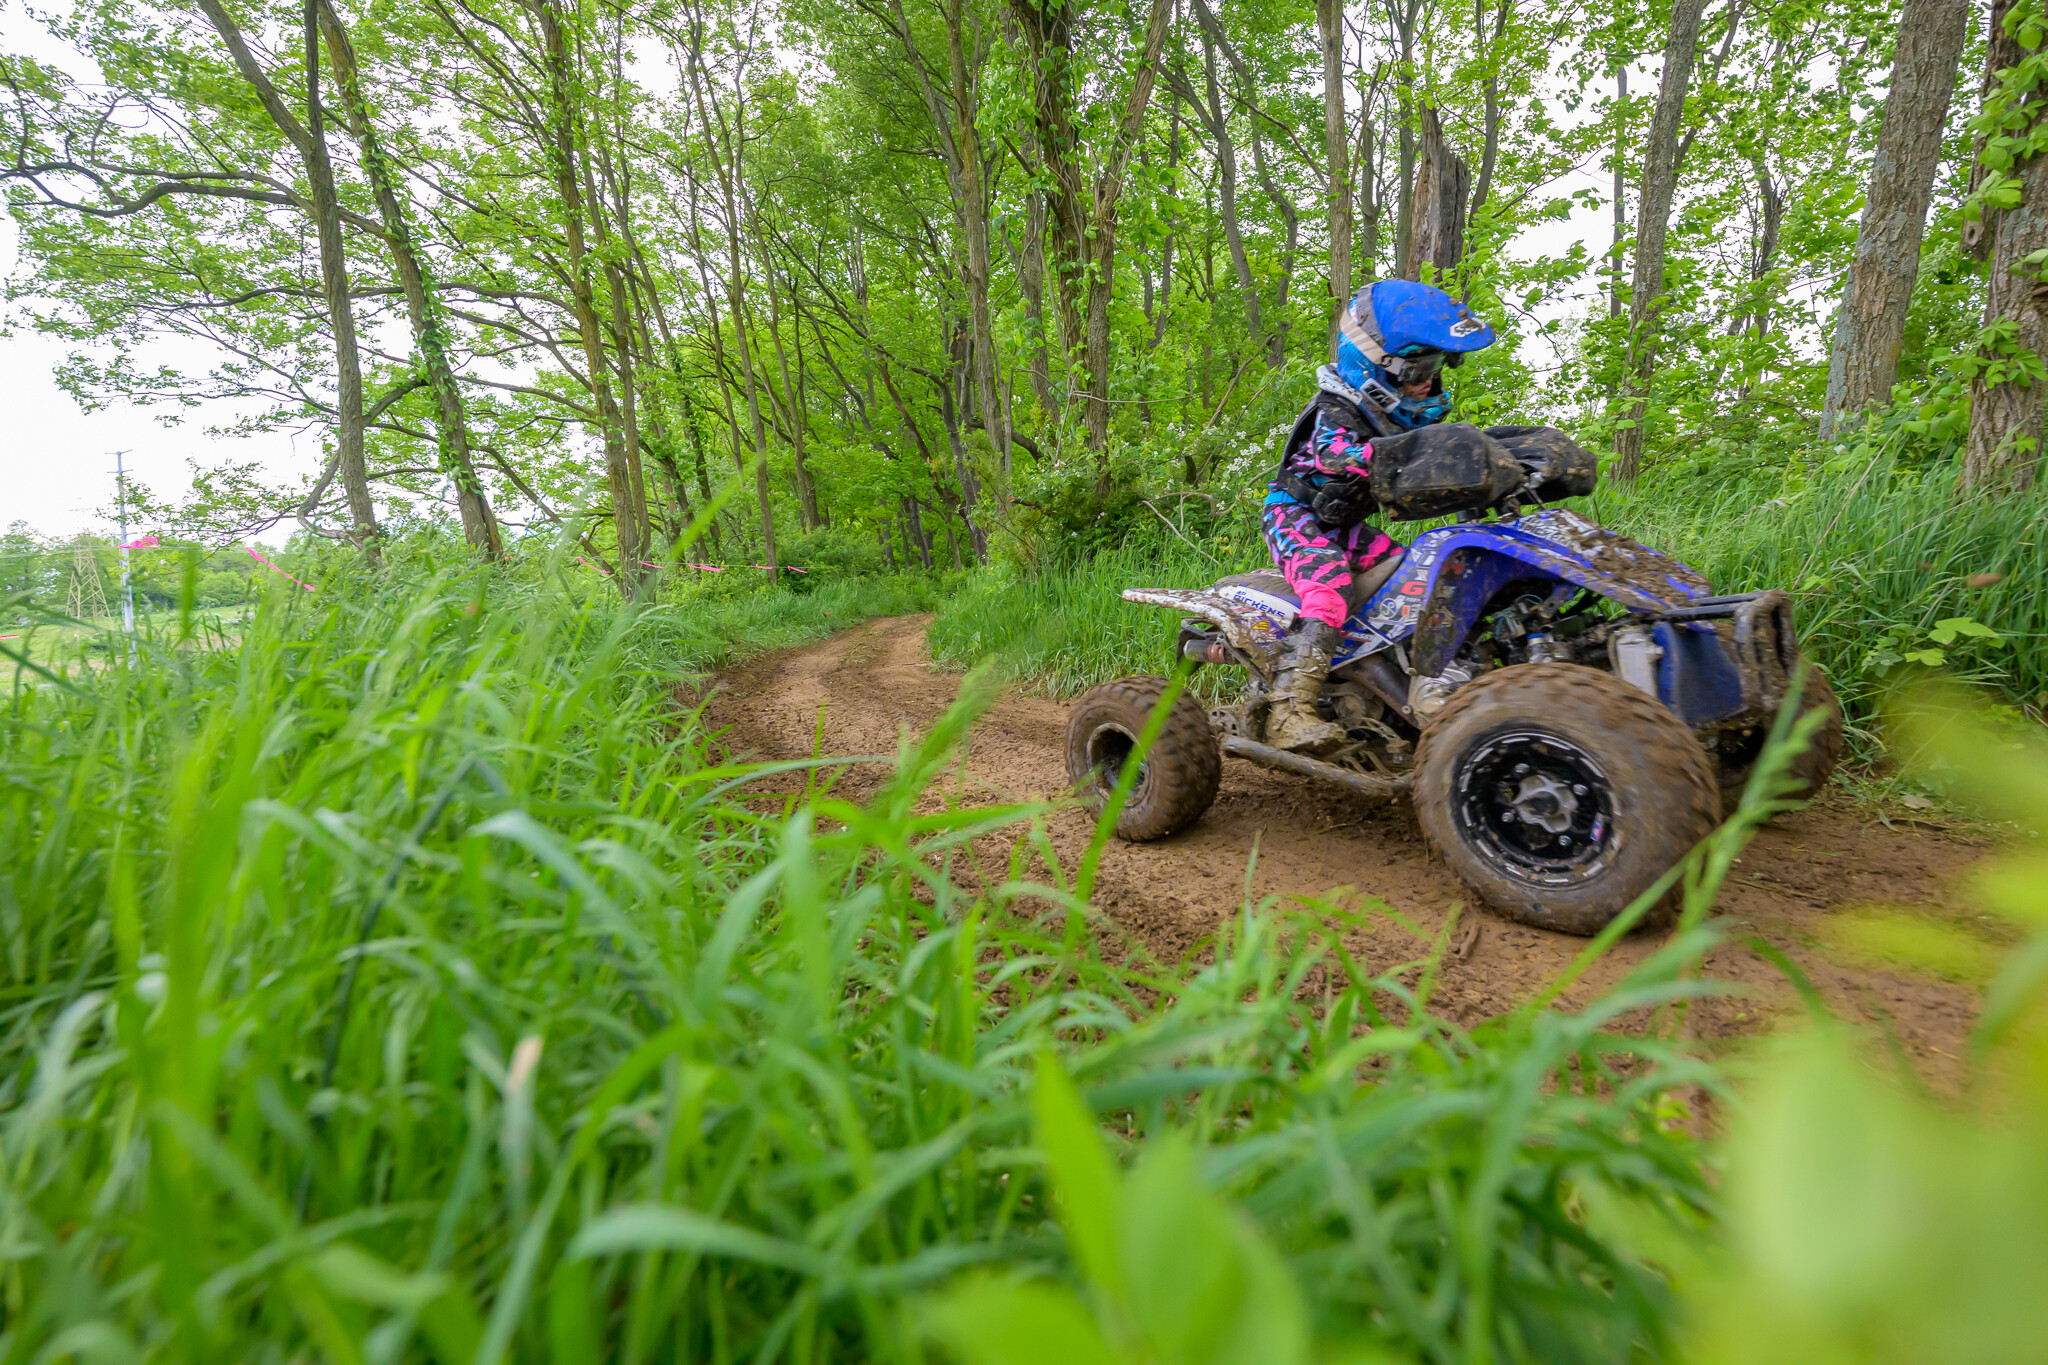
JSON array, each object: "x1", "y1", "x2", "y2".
[{"x1": 704, "y1": 615, "x2": 1996, "y2": 1081}]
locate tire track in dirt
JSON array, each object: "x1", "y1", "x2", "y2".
[{"x1": 703, "y1": 615, "x2": 1995, "y2": 1082}]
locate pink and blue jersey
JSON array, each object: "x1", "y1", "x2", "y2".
[{"x1": 1262, "y1": 405, "x2": 1403, "y2": 629}]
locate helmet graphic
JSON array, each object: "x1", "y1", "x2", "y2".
[{"x1": 1333, "y1": 279, "x2": 1497, "y2": 429}]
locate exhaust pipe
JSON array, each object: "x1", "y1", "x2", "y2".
[
  {"x1": 1220, "y1": 736, "x2": 1408, "y2": 799},
  {"x1": 1181, "y1": 636, "x2": 1232, "y2": 664}
]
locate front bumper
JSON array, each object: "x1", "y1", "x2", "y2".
[{"x1": 1637, "y1": 590, "x2": 1799, "y2": 729}]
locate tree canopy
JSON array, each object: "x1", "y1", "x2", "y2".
[{"x1": 2, "y1": 0, "x2": 2018, "y2": 579}]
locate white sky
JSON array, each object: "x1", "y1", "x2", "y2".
[
  {"x1": 2, "y1": 223, "x2": 310, "y2": 537},
  {"x1": 0, "y1": 1, "x2": 303, "y2": 539},
  {"x1": 0, "y1": 0, "x2": 1623, "y2": 541}
]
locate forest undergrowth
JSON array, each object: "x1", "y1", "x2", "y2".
[{"x1": 4, "y1": 554, "x2": 2048, "y2": 1362}]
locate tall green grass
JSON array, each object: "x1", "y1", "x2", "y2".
[
  {"x1": 631, "y1": 568, "x2": 954, "y2": 671},
  {"x1": 8, "y1": 553, "x2": 2048, "y2": 1361},
  {"x1": 0, "y1": 561, "x2": 1753, "y2": 1362},
  {"x1": 927, "y1": 540, "x2": 1254, "y2": 695}
]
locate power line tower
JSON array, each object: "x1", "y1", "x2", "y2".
[
  {"x1": 67, "y1": 543, "x2": 112, "y2": 623},
  {"x1": 112, "y1": 450, "x2": 137, "y2": 635}
]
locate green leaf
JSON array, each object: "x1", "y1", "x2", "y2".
[
  {"x1": 1031, "y1": 1053, "x2": 1123, "y2": 1298},
  {"x1": 922, "y1": 1279, "x2": 1118, "y2": 1365},
  {"x1": 308, "y1": 1244, "x2": 450, "y2": 1313},
  {"x1": 1932, "y1": 617, "x2": 2002, "y2": 643},
  {"x1": 1119, "y1": 1141, "x2": 1310, "y2": 1365},
  {"x1": 566, "y1": 1205, "x2": 830, "y2": 1276}
]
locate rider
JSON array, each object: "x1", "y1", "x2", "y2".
[{"x1": 1262, "y1": 278, "x2": 1498, "y2": 751}]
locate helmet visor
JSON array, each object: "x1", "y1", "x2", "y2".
[{"x1": 1387, "y1": 345, "x2": 1448, "y2": 384}]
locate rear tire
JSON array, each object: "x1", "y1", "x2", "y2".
[
  {"x1": 1414, "y1": 663, "x2": 1719, "y2": 935},
  {"x1": 1714, "y1": 661, "x2": 1844, "y2": 804},
  {"x1": 1064, "y1": 676, "x2": 1221, "y2": 841}
]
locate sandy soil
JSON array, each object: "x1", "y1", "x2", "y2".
[{"x1": 701, "y1": 614, "x2": 1997, "y2": 1083}]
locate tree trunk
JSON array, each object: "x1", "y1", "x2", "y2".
[
  {"x1": 681, "y1": 173, "x2": 748, "y2": 554},
  {"x1": 297, "y1": 3, "x2": 378, "y2": 560},
  {"x1": 1963, "y1": 0, "x2": 2022, "y2": 265},
  {"x1": 903, "y1": 495, "x2": 933, "y2": 570},
  {"x1": 1154, "y1": 88, "x2": 1179, "y2": 350},
  {"x1": 1610, "y1": 64, "x2": 1628, "y2": 324},
  {"x1": 942, "y1": 0, "x2": 1008, "y2": 477},
  {"x1": 1821, "y1": 0, "x2": 1971, "y2": 437},
  {"x1": 885, "y1": 0, "x2": 1008, "y2": 479},
  {"x1": 1018, "y1": 159, "x2": 1058, "y2": 416},
  {"x1": 789, "y1": 285, "x2": 824, "y2": 527},
  {"x1": 596, "y1": 246, "x2": 652, "y2": 573},
  {"x1": 1186, "y1": 16, "x2": 1266, "y2": 359},
  {"x1": 683, "y1": 31, "x2": 777, "y2": 577},
  {"x1": 1008, "y1": 0, "x2": 1087, "y2": 392},
  {"x1": 939, "y1": 320, "x2": 988, "y2": 561},
  {"x1": 1410, "y1": 105, "x2": 1468, "y2": 279},
  {"x1": 1744, "y1": 152, "x2": 1784, "y2": 343},
  {"x1": 618, "y1": 213, "x2": 708, "y2": 545},
  {"x1": 318, "y1": 1, "x2": 498, "y2": 559},
  {"x1": 1317, "y1": 0, "x2": 1350, "y2": 346},
  {"x1": 1242, "y1": 97, "x2": 1297, "y2": 367},
  {"x1": 1079, "y1": 0, "x2": 1171, "y2": 453},
  {"x1": 1963, "y1": 121, "x2": 2048, "y2": 491},
  {"x1": 1610, "y1": 0, "x2": 1707, "y2": 483},
  {"x1": 530, "y1": 0, "x2": 643, "y2": 588},
  {"x1": 1012, "y1": 0, "x2": 1171, "y2": 455},
  {"x1": 1390, "y1": 0, "x2": 1420, "y2": 277},
  {"x1": 1466, "y1": 0, "x2": 1509, "y2": 247},
  {"x1": 1197, "y1": 0, "x2": 1295, "y2": 365},
  {"x1": 755, "y1": 243, "x2": 819, "y2": 530},
  {"x1": 597, "y1": 274, "x2": 651, "y2": 566},
  {"x1": 196, "y1": 0, "x2": 379, "y2": 559},
  {"x1": 1356, "y1": 68, "x2": 1382, "y2": 276},
  {"x1": 680, "y1": 390, "x2": 723, "y2": 556}
]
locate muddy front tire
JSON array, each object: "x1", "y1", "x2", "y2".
[
  {"x1": 1714, "y1": 660, "x2": 1844, "y2": 804},
  {"x1": 1065, "y1": 676, "x2": 1221, "y2": 841},
  {"x1": 1414, "y1": 663, "x2": 1719, "y2": 935}
]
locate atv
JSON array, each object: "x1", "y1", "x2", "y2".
[{"x1": 1063, "y1": 424, "x2": 1842, "y2": 934}]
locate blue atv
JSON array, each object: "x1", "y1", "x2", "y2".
[{"x1": 1063, "y1": 424, "x2": 1842, "y2": 934}]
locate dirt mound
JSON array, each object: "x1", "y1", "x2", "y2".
[{"x1": 703, "y1": 616, "x2": 1995, "y2": 1085}]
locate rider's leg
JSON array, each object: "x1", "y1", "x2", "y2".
[
  {"x1": 1269, "y1": 618, "x2": 1344, "y2": 751},
  {"x1": 1261, "y1": 503, "x2": 1405, "y2": 752}
]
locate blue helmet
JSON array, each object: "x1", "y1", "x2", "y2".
[{"x1": 1332, "y1": 279, "x2": 1497, "y2": 428}]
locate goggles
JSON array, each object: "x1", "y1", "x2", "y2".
[{"x1": 1382, "y1": 344, "x2": 1451, "y2": 385}]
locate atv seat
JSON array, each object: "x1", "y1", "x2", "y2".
[{"x1": 1211, "y1": 550, "x2": 1406, "y2": 614}]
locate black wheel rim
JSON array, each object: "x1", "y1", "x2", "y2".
[
  {"x1": 1451, "y1": 728, "x2": 1618, "y2": 887},
  {"x1": 1083, "y1": 723, "x2": 1148, "y2": 801}
]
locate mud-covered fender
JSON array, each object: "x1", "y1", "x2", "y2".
[{"x1": 1345, "y1": 509, "x2": 1712, "y2": 674}]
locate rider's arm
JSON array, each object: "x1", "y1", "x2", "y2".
[{"x1": 1301, "y1": 411, "x2": 1374, "y2": 483}]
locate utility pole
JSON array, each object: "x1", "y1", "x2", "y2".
[{"x1": 112, "y1": 451, "x2": 136, "y2": 655}]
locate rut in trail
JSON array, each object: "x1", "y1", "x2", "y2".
[{"x1": 704, "y1": 615, "x2": 1995, "y2": 1084}]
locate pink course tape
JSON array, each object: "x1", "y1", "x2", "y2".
[
  {"x1": 246, "y1": 546, "x2": 317, "y2": 591},
  {"x1": 121, "y1": 535, "x2": 159, "y2": 550},
  {"x1": 578, "y1": 558, "x2": 814, "y2": 576}
]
